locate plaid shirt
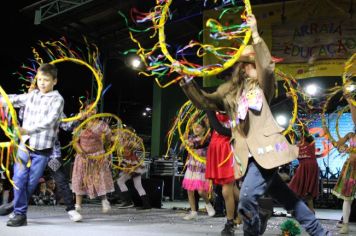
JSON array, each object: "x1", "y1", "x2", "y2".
[
  {"x1": 50, "y1": 113, "x2": 78, "y2": 159},
  {"x1": 6, "y1": 89, "x2": 64, "y2": 150}
]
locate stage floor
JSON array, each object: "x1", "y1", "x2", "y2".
[{"x1": 0, "y1": 201, "x2": 353, "y2": 235}]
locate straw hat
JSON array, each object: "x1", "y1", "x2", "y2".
[
  {"x1": 238, "y1": 45, "x2": 255, "y2": 63},
  {"x1": 238, "y1": 45, "x2": 283, "y2": 63}
]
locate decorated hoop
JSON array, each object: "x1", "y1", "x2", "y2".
[
  {"x1": 322, "y1": 88, "x2": 356, "y2": 153},
  {"x1": 0, "y1": 86, "x2": 22, "y2": 143},
  {"x1": 49, "y1": 57, "x2": 103, "y2": 122},
  {"x1": 158, "y1": 0, "x2": 252, "y2": 78},
  {"x1": 0, "y1": 86, "x2": 23, "y2": 187},
  {"x1": 274, "y1": 69, "x2": 298, "y2": 135},
  {"x1": 112, "y1": 128, "x2": 145, "y2": 172},
  {"x1": 72, "y1": 113, "x2": 122, "y2": 160},
  {"x1": 124, "y1": 0, "x2": 252, "y2": 87},
  {"x1": 21, "y1": 38, "x2": 104, "y2": 123},
  {"x1": 342, "y1": 53, "x2": 356, "y2": 106},
  {"x1": 335, "y1": 105, "x2": 350, "y2": 140},
  {"x1": 177, "y1": 100, "x2": 209, "y2": 164}
]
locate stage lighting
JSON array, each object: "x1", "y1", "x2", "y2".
[
  {"x1": 142, "y1": 112, "x2": 147, "y2": 116},
  {"x1": 276, "y1": 115, "x2": 288, "y2": 126},
  {"x1": 305, "y1": 84, "x2": 318, "y2": 96},
  {"x1": 125, "y1": 54, "x2": 142, "y2": 70},
  {"x1": 145, "y1": 107, "x2": 151, "y2": 111},
  {"x1": 346, "y1": 84, "x2": 356, "y2": 93},
  {"x1": 131, "y1": 58, "x2": 141, "y2": 68}
]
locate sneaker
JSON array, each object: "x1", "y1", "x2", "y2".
[
  {"x1": 102, "y1": 199, "x2": 111, "y2": 213},
  {"x1": 75, "y1": 204, "x2": 82, "y2": 212},
  {"x1": 336, "y1": 221, "x2": 343, "y2": 228},
  {"x1": 205, "y1": 203, "x2": 216, "y2": 217},
  {"x1": 8, "y1": 212, "x2": 15, "y2": 219},
  {"x1": 0, "y1": 201, "x2": 14, "y2": 216},
  {"x1": 183, "y1": 211, "x2": 198, "y2": 220},
  {"x1": 67, "y1": 210, "x2": 82, "y2": 222},
  {"x1": 117, "y1": 201, "x2": 134, "y2": 209},
  {"x1": 339, "y1": 223, "x2": 349, "y2": 234},
  {"x1": 6, "y1": 214, "x2": 27, "y2": 227},
  {"x1": 221, "y1": 220, "x2": 235, "y2": 236},
  {"x1": 234, "y1": 214, "x2": 242, "y2": 226}
]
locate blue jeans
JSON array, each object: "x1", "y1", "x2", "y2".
[
  {"x1": 13, "y1": 146, "x2": 49, "y2": 215},
  {"x1": 238, "y1": 159, "x2": 328, "y2": 236}
]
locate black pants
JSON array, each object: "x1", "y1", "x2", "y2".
[
  {"x1": 213, "y1": 185, "x2": 225, "y2": 214},
  {"x1": 49, "y1": 166, "x2": 75, "y2": 212}
]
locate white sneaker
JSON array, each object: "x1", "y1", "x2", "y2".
[
  {"x1": 8, "y1": 212, "x2": 15, "y2": 219},
  {"x1": 75, "y1": 204, "x2": 82, "y2": 212},
  {"x1": 102, "y1": 199, "x2": 111, "y2": 213},
  {"x1": 336, "y1": 221, "x2": 343, "y2": 228},
  {"x1": 183, "y1": 211, "x2": 198, "y2": 220},
  {"x1": 205, "y1": 203, "x2": 216, "y2": 217},
  {"x1": 68, "y1": 210, "x2": 82, "y2": 222}
]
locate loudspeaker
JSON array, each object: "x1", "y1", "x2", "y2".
[
  {"x1": 152, "y1": 175, "x2": 185, "y2": 200},
  {"x1": 127, "y1": 178, "x2": 164, "y2": 208}
]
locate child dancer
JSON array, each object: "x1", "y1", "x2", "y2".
[
  {"x1": 1, "y1": 63, "x2": 64, "y2": 227},
  {"x1": 116, "y1": 128, "x2": 151, "y2": 210},
  {"x1": 205, "y1": 110, "x2": 241, "y2": 229},
  {"x1": 332, "y1": 90, "x2": 356, "y2": 234},
  {"x1": 181, "y1": 120, "x2": 215, "y2": 220},
  {"x1": 289, "y1": 123, "x2": 320, "y2": 213},
  {"x1": 180, "y1": 14, "x2": 329, "y2": 236},
  {"x1": 71, "y1": 106, "x2": 114, "y2": 213},
  {"x1": 5, "y1": 84, "x2": 82, "y2": 221}
]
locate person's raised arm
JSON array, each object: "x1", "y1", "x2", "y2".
[
  {"x1": 180, "y1": 77, "x2": 224, "y2": 111},
  {"x1": 206, "y1": 110, "x2": 231, "y2": 137},
  {"x1": 246, "y1": 14, "x2": 275, "y2": 102}
]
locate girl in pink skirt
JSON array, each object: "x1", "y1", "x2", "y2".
[{"x1": 182, "y1": 120, "x2": 215, "y2": 220}]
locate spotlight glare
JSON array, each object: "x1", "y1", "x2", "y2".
[
  {"x1": 142, "y1": 112, "x2": 147, "y2": 116},
  {"x1": 276, "y1": 115, "x2": 287, "y2": 126},
  {"x1": 145, "y1": 107, "x2": 151, "y2": 111},
  {"x1": 305, "y1": 84, "x2": 318, "y2": 96},
  {"x1": 346, "y1": 84, "x2": 356, "y2": 92},
  {"x1": 132, "y1": 58, "x2": 141, "y2": 68}
]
